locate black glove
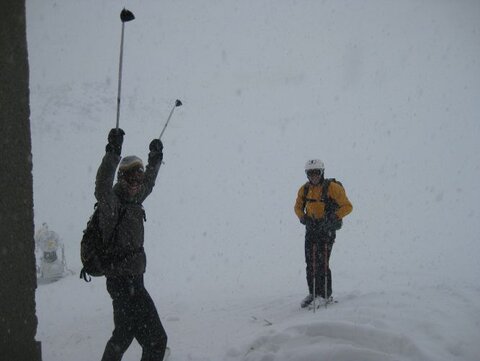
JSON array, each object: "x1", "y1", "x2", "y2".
[
  {"x1": 302, "y1": 216, "x2": 317, "y2": 228},
  {"x1": 149, "y1": 139, "x2": 163, "y2": 153},
  {"x1": 106, "y1": 128, "x2": 125, "y2": 155},
  {"x1": 148, "y1": 139, "x2": 163, "y2": 164}
]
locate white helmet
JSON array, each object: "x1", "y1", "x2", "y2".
[{"x1": 305, "y1": 159, "x2": 325, "y2": 171}]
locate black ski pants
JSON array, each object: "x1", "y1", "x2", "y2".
[
  {"x1": 305, "y1": 227, "x2": 334, "y2": 299},
  {"x1": 101, "y1": 275, "x2": 167, "y2": 361}
]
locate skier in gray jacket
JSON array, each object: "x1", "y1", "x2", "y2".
[{"x1": 97, "y1": 128, "x2": 167, "y2": 361}]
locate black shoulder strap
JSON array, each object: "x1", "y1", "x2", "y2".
[
  {"x1": 302, "y1": 183, "x2": 309, "y2": 209},
  {"x1": 110, "y1": 206, "x2": 127, "y2": 240},
  {"x1": 302, "y1": 179, "x2": 342, "y2": 221},
  {"x1": 322, "y1": 179, "x2": 340, "y2": 215},
  {"x1": 303, "y1": 179, "x2": 339, "y2": 209},
  {"x1": 320, "y1": 179, "x2": 332, "y2": 203},
  {"x1": 303, "y1": 181, "x2": 329, "y2": 205}
]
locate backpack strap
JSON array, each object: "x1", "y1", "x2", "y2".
[
  {"x1": 303, "y1": 179, "x2": 339, "y2": 215},
  {"x1": 320, "y1": 179, "x2": 332, "y2": 203},
  {"x1": 303, "y1": 179, "x2": 343, "y2": 235},
  {"x1": 302, "y1": 182, "x2": 309, "y2": 210},
  {"x1": 108, "y1": 205, "x2": 127, "y2": 245},
  {"x1": 80, "y1": 268, "x2": 91, "y2": 282},
  {"x1": 322, "y1": 178, "x2": 340, "y2": 217}
]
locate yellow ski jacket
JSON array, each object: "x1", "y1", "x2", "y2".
[{"x1": 294, "y1": 180, "x2": 352, "y2": 221}]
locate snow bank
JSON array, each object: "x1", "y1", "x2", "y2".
[{"x1": 225, "y1": 286, "x2": 480, "y2": 361}]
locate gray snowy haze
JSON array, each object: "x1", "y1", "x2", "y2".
[{"x1": 26, "y1": 1, "x2": 480, "y2": 360}]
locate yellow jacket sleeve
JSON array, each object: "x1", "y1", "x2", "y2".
[
  {"x1": 294, "y1": 184, "x2": 307, "y2": 220},
  {"x1": 328, "y1": 181, "x2": 353, "y2": 219}
]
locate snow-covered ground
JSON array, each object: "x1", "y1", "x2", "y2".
[{"x1": 27, "y1": 1, "x2": 480, "y2": 360}]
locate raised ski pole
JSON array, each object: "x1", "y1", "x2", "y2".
[
  {"x1": 159, "y1": 99, "x2": 183, "y2": 140},
  {"x1": 312, "y1": 242, "x2": 317, "y2": 313},
  {"x1": 324, "y1": 243, "x2": 329, "y2": 308},
  {"x1": 115, "y1": 8, "x2": 135, "y2": 129}
]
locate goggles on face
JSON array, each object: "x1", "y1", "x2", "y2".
[
  {"x1": 306, "y1": 169, "x2": 323, "y2": 177},
  {"x1": 123, "y1": 167, "x2": 145, "y2": 184}
]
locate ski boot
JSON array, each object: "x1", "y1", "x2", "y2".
[{"x1": 300, "y1": 294, "x2": 314, "y2": 308}]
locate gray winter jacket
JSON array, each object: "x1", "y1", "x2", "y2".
[{"x1": 95, "y1": 149, "x2": 161, "y2": 276}]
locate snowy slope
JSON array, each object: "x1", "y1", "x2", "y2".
[
  {"x1": 27, "y1": 1, "x2": 480, "y2": 360},
  {"x1": 35, "y1": 272, "x2": 480, "y2": 361}
]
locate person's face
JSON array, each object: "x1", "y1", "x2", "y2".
[
  {"x1": 306, "y1": 169, "x2": 323, "y2": 185},
  {"x1": 122, "y1": 166, "x2": 145, "y2": 196}
]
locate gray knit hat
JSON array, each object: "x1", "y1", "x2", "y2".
[{"x1": 118, "y1": 155, "x2": 144, "y2": 174}]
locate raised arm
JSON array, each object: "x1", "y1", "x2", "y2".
[
  {"x1": 95, "y1": 129, "x2": 124, "y2": 211},
  {"x1": 138, "y1": 139, "x2": 163, "y2": 202}
]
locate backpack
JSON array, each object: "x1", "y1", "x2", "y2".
[
  {"x1": 79, "y1": 204, "x2": 125, "y2": 282},
  {"x1": 303, "y1": 178, "x2": 343, "y2": 231}
]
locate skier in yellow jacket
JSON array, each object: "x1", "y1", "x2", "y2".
[{"x1": 294, "y1": 159, "x2": 352, "y2": 308}]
